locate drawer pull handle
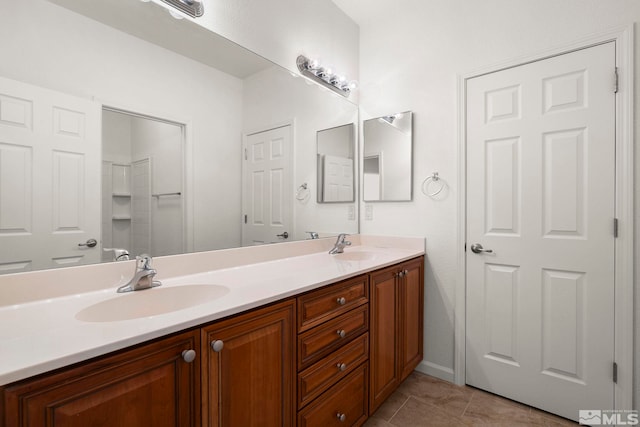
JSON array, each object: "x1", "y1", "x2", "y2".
[
  {"x1": 181, "y1": 349, "x2": 196, "y2": 363},
  {"x1": 337, "y1": 362, "x2": 347, "y2": 371},
  {"x1": 336, "y1": 296, "x2": 346, "y2": 305},
  {"x1": 337, "y1": 412, "x2": 346, "y2": 422},
  {"x1": 211, "y1": 340, "x2": 224, "y2": 352},
  {"x1": 337, "y1": 329, "x2": 346, "y2": 338}
]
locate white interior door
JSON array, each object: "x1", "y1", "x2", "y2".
[
  {"x1": 322, "y1": 154, "x2": 354, "y2": 202},
  {"x1": 0, "y1": 76, "x2": 101, "y2": 273},
  {"x1": 242, "y1": 125, "x2": 292, "y2": 245},
  {"x1": 466, "y1": 42, "x2": 616, "y2": 421}
]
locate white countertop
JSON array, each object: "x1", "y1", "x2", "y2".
[{"x1": 0, "y1": 236, "x2": 424, "y2": 386}]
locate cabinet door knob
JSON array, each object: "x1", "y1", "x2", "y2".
[
  {"x1": 336, "y1": 297, "x2": 346, "y2": 305},
  {"x1": 403, "y1": 269, "x2": 409, "y2": 275},
  {"x1": 337, "y1": 362, "x2": 347, "y2": 371},
  {"x1": 398, "y1": 271, "x2": 405, "y2": 278},
  {"x1": 337, "y1": 412, "x2": 346, "y2": 422},
  {"x1": 211, "y1": 340, "x2": 224, "y2": 352},
  {"x1": 336, "y1": 329, "x2": 346, "y2": 338},
  {"x1": 181, "y1": 349, "x2": 196, "y2": 363}
]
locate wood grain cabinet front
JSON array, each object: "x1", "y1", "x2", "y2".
[
  {"x1": 1, "y1": 330, "x2": 201, "y2": 427},
  {"x1": 369, "y1": 256, "x2": 424, "y2": 414},
  {"x1": 201, "y1": 299, "x2": 296, "y2": 427},
  {"x1": 297, "y1": 363, "x2": 369, "y2": 427}
]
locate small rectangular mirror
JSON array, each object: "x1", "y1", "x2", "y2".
[
  {"x1": 363, "y1": 111, "x2": 413, "y2": 201},
  {"x1": 317, "y1": 123, "x2": 356, "y2": 203}
]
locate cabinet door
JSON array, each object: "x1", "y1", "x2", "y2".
[
  {"x1": 202, "y1": 299, "x2": 295, "y2": 427},
  {"x1": 368, "y1": 266, "x2": 399, "y2": 413},
  {"x1": 2, "y1": 330, "x2": 201, "y2": 427},
  {"x1": 399, "y1": 257, "x2": 424, "y2": 381}
]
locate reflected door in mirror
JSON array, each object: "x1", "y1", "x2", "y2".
[
  {"x1": 242, "y1": 126, "x2": 292, "y2": 245},
  {"x1": 0, "y1": 76, "x2": 101, "y2": 274}
]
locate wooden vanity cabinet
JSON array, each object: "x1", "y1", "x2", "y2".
[
  {"x1": 0, "y1": 255, "x2": 424, "y2": 427},
  {"x1": 369, "y1": 256, "x2": 424, "y2": 414},
  {"x1": 201, "y1": 299, "x2": 296, "y2": 427},
  {"x1": 1, "y1": 329, "x2": 201, "y2": 427}
]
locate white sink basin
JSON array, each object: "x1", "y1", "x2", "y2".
[
  {"x1": 332, "y1": 251, "x2": 377, "y2": 261},
  {"x1": 76, "y1": 284, "x2": 229, "y2": 322}
]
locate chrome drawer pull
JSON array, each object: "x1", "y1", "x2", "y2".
[
  {"x1": 337, "y1": 412, "x2": 346, "y2": 422},
  {"x1": 337, "y1": 362, "x2": 347, "y2": 371},
  {"x1": 337, "y1": 329, "x2": 346, "y2": 338},
  {"x1": 336, "y1": 297, "x2": 346, "y2": 305}
]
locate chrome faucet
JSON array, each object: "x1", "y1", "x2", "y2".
[
  {"x1": 329, "y1": 233, "x2": 352, "y2": 254},
  {"x1": 117, "y1": 255, "x2": 162, "y2": 293}
]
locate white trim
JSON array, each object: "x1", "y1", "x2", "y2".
[
  {"x1": 455, "y1": 25, "x2": 635, "y2": 412},
  {"x1": 416, "y1": 360, "x2": 455, "y2": 383}
]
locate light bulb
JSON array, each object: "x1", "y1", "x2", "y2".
[
  {"x1": 348, "y1": 80, "x2": 359, "y2": 90},
  {"x1": 308, "y1": 58, "x2": 320, "y2": 70}
]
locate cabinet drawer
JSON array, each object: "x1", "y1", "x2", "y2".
[
  {"x1": 298, "y1": 333, "x2": 369, "y2": 408},
  {"x1": 297, "y1": 274, "x2": 368, "y2": 333},
  {"x1": 297, "y1": 362, "x2": 368, "y2": 427},
  {"x1": 298, "y1": 305, "x2": 368, "y2": 370}
]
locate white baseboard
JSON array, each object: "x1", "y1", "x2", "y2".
[{"x1": 415, "y1": 360, "x2": 455, "y2": 383}]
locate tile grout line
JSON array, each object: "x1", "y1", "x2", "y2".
[
  {"x1": 460, "y1": 389, "x2": 476, "y2": 418},
  {"x1": 386, "y1": 395, "x2": 411, "y2": 425}
]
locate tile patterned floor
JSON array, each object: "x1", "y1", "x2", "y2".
[{"x1": 364, "y1": 371, "x2": 579, "y2": 426}]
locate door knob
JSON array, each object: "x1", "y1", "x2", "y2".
[
  {"x1": 276, "y1": 232, "x2": 289, "y2": 239},
  {"x1": 470, "y1": 243, "x2": 493, "y2": 254},
  {"x1": 78, "y1": 239, "x2": 97, "y2": 248}
]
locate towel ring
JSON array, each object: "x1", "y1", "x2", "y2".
[
  {"x1": 422, "y1": 172, "x2": 445, "y2": 197},
  {"x1": 296, "y1": 183, "x2": 310, "y2": 201}
]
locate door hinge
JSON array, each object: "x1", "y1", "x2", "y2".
[
  {"x1": 613, "y1": 362, "x2": 618, "y2": 383},
  {"x1": 244, "y1": 148, "x2": 248, "y2": 160},
  {"x1": 613, "y1": 218, "x2": 619, "y2": 238},
  {"x1": 244, "y1": 214, "x2": 247, "y2": 224},
  {"x1": 614, "y1": 67, "x2": 619, "y2": 93}
]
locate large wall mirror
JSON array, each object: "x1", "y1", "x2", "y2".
[
  {"x1": 0, "y1": 0, "x2": 358, "y2": 274},
  {"x1": 363, "y1": 111, "x2": 413, "y2": 202}
]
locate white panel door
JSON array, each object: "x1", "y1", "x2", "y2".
[
  {"x1": 242, "y1": 126, "x2": 292, "y2": 245},
  {"x1": 322, "y1": 154, "x2": 354, "y2": 202},
  {"x1": 0, "y1": 76, "x2": 101, "y2": 273},
  {"x1": 466, "y1": 43, "x2": 616, "y2": 420}
]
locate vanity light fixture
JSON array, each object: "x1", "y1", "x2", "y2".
[{"x1": 296, "y1": 55, "x2": 357, "y2": 98}]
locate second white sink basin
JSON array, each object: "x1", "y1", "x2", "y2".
[{"x1": 76, "y1": 284, "x2": 229, "y2": 322}]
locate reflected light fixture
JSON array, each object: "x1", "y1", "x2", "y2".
[
  {"x1": 296, "y1": 55, "x2": 357, "y2": 98},
  {"x1": 143, "y1": 0, "x2": 204, "y2": 18}
]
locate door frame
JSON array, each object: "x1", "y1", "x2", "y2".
[
  {"x1": 241, "y1": 120, "x2": 295, "y2": 245},
  {"x1": 455, "y1": 25, "x2": 635, "y2": 411}
]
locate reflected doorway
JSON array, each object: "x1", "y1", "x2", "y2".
[{"x1": 101, "y1": 108, "x2": 185, "y2": 261}]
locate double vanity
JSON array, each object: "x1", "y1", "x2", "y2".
[{"x1": 0, "y1": 235, "x2": 424, "y2": 426}]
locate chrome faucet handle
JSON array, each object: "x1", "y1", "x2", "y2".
[
  {"x1": 306, "y1": 231, "x2": 319, "y2": 239},
  {"x1": 136, "y1": 254, "x2": 153, "y2": 270},
  {"x1": 336, "y1": 233, "x2": 349, "y2": 243}
]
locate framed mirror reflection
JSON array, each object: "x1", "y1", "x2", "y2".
[
  {"x1": 317, "y1": 123, "x2": 356, "y2": 203},
  {"x1": 363, "y1": 111, "x2": 413, "y2": 202}
]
